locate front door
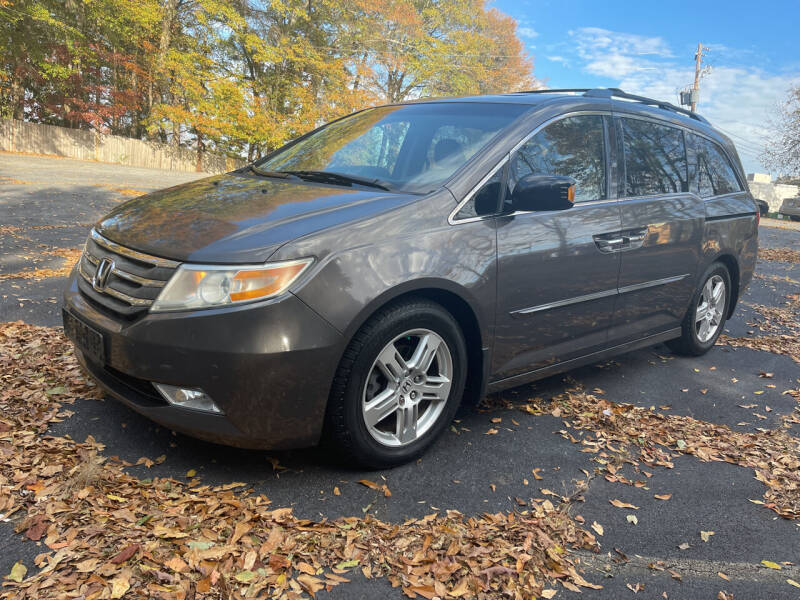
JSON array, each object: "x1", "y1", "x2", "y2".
[
  {"x1": 608, "y1": 116, "x2": 704, "y2": 344},
  {"x1": 492, "y1": 114, "x2": 622, "y2": 382}
]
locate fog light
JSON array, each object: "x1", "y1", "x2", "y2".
[{"x1": 153, "y1": 383, "x2": 222, "y2": 414}]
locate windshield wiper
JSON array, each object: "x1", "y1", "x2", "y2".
[
  {"x1": 281, "y1": 170, "x2": 393, "y2": 191},
  {"x1": 248, "y1": 164, "x2": 301, "y2": 180}
]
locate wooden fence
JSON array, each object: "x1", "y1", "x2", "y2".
[{"x1": 0, "y1": 119, "x2": 244, "y2": 174}]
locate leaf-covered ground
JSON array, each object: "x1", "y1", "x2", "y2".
[{"x1": 0, "y1": 322, "x2": 601, "y2": 599}]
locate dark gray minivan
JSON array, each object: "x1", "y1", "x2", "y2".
[{"x1": 63, "y1": 88, "x2": 758, "y2": 467}]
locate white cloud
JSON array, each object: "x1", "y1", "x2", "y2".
[
  {"x1": 518, "y1": 26, "x2": 539, "y2": 40},
  {"x1": 546, "y1": 55, "x2": 569, "y2": 66},
  {"x1": 562, "y1": 28, "x2": 800, "y2": 173},
  {"x1": 572, "y1": 27, "x2": 673, "y2": 59}
]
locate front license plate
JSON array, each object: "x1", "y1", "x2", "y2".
[{"x1": 62, "y1": 309, "x2": 105, "y2": 364}]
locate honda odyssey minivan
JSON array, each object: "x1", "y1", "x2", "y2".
[{"x1": 63, "y1": 88, "x2": 758, "y2": 467}]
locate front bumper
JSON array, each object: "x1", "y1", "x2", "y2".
[{"x1": 63, "y1": 271, "x2": 344, "y2": 449}]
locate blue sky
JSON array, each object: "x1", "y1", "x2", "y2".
[{"x1": 493, "y1": 0, "x2": 800, "y2": 174}]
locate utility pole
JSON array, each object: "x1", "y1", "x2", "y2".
[{"x1": 691, "y1": 42, "x2": 705, "y2": 112}]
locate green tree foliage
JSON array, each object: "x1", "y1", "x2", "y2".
[{"x1": 0, "y1": 0, "x2": 537, "y2": 162}]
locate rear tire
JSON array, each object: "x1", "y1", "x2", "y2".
[
  {"x1": 667, "y1": 262, "x2": 731, "y2": 356},
  {"x1": 324, "y1": 299, "x2": 467, "y2": 469}
]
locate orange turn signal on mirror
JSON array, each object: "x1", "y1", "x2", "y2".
[
  {"x1": 229, "y1": 262, "x2": 309, "y2": 302},
  {"x1": 567, "y1": 185, "x2": 575, "y2": 204}
]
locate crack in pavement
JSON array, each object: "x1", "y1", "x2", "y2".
[{"x1": 575, "y1": 550, "x2": 800, "y2": 585}]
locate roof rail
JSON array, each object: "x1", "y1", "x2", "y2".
[{"x1": 516, "y1": 87, "x2": 709, "y2": 124}]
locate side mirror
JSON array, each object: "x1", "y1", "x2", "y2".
[{"x1": 509, "y1": 175, "x2": 576, "y2": 212}]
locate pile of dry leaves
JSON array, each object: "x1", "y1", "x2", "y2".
[
  {"x1": 759, "y1": 247, "x2": 800, "y2": 264},
  {"x1": 524, "y1": 383, "x2": 800, "y2": 520},
  {"x1": 720, "y1": 292, "x2": 800, "y2": 363},
  {"x1": 0, "y1": 322, "x2": 600, "y2": 599}
]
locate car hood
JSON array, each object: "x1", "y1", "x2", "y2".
[{"x1": 95, "y1": 173, "x2": 418, "y2": 263}]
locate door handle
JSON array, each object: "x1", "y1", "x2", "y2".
[
  {"x1": 623, "y1": 228, "x2": 649, "y2": 248},
  {"x1": 593, "y1": 234, "x2": 628, "y2": 252}
]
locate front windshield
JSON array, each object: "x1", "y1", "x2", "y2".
[{"x1": 254, "y1": 103, "x2": 530, "y2": 193}]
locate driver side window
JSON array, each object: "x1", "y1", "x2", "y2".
[
  {"x1": 454, "y1": 114, "x2": 607, "y2": 221},
  {"x1": 507, "y1": 115, "x2": 607, "y2": 209}
]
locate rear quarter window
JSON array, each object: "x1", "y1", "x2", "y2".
[{"x1": 687, "y1": 133, "x2": 743, "y2": 198}]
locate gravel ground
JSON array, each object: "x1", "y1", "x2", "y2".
[{"x1": 1, "y1": 154, "x2": 799, "y2": 599}]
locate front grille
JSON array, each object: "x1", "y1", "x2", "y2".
[{"x1": 77, "y1": 230, "x2": 179, "y2": 318}]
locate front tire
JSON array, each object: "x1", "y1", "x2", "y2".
[
  {"x1": 667, "y1": 262, "x2": 731, "y2": 356},
  {"x1": 325, "y1": 299, "x2": 467, "y2": 468}
]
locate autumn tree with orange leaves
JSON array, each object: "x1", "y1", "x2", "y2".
[{"x1": 0, "y1": 0, "x2": 537, "y2": 161}]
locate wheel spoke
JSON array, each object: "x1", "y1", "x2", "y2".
[
  {"x1": 418, "y1": 375, "x2": 451, "y2": 401},
  {"x1": 375, "y1": 343, "x2": 407, "y2": 383},
  {"x1": 363, "y1": 388, "x2": 399, "y2": 428},
  {"x1": 396, "y1": 403, "x2": 418, "y2": 444},
  {"x1": 712, "y1": 281, "x2": 724, "y2": 304},
  {"x1": 408, "y1": 333, "x2": 441, "y2": 373},
  {"x1": 697, "y1": 318, "x2": 710, "y2": 341},
  {"x1": 696, "y1": 302, "x2": 710, "y2": 322},
  {"x1": 703, "y1": 279, "x2": 714, "y2": 302}
]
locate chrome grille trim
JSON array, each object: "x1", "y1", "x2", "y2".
[
  {"x1": 90, "y1": 229, "x2": 180, "y2": 269},
  {"x1": 78, "y1": 260, "x2": 154, "y2": 307},
  {"x1": 84, "y1": 252, "x2": 166, "y2": 287}
]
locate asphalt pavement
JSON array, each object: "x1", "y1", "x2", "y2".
[{"x1": 1, "y1": 154, "x2": 799, "y2": 599}]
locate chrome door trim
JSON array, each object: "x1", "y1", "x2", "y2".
[
  {"x1": 510, "y1": 288, "x2": 617, "y2": 317},
  {"x1": 510, "y1": 273, "x2": 691, "y2": 317},
  {"x1": 617, "y1": 273, "x2": 690, "y2": 295},
  {"x1": 448, "y1": 110, "x2": 613, "y2": 225}
]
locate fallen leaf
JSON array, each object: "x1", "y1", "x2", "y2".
[
  {"x1": 787, "y1": 578, "x2": 800, "y2": 589},
  {"x1": 610, "y1": 499, "x2": 639, "y2": 509},
  {"x1": 654, "y1": 494, "x2": 672, "y2": 501},
  {"x1": 333, "y1": 486, "x2": 340, "y2": 496},
  {"x1": 7, "y1": 562, "x2": 26, "y2": 583},
  {"x1": 761, "y1": 560, "x2": 781, "y2": 570},
  {"x1": 718, "y1": 572, "x2": 729, "y2": 580},
  {"x1": 678, "y1": 542, "x2": 690, "y2": 550},
  {"x1": 186, "y1": 469, "x2": 197, "y2": 477},
  {"x1": 626, "y1": 514, "x2": 638, "y2": 525},
  {"x1": 109, "y1": 573, "x2": 130, "y2": 599},
  {"x1": 700, "y1": 530, "x2": 715, "y2": 542},
  {"x1": 591, "y1": 521, "x2": 604, "y2": 536},
  {"x1": 541, "y1": 590, "x2": 557, "y2": 599},
  {"x1": 110, "y1": 543, "x2": 139, "y2": 564}
]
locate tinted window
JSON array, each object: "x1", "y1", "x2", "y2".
[
  {"x1": 688, "y1": 133, "x2": 742, "y2": 197},
  {"x1": 455, "y1": 167, "x2": 507, "y2": 220},
  {"x1": 256, "y1": 103, "x2": 529, "y2": 193},
  {"x1": 621, "y1": 118, "x2": 687, "y2": 196},
  {"x1": 508, "y1": 115, "x2": 606, "y2": 204}
]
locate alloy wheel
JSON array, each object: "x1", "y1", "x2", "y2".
[
  {"x1": 361, "y1": 329, "x2": 453, "y2": 447},
  {"x1": 695, "y1": 274, "x2": 726, "y2": 343}
]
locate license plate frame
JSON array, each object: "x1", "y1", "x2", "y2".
[{"x1": 62, "y1": 309, "x2": 106, "y2": 364}]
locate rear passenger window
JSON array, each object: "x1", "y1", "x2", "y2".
[
  {"x1": 688, "y1": 134, "x2": 742, "y2": 197},
  {"x1": 621, "y1": 118, "x2": 687, "y2": 196},
  {"x1": 509, "y1": 115, "x2": 607, "y2": 204}
]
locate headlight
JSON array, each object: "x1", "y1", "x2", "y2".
[{"x1": 150, "y1": 258, "x2": 313, "y2": 312}]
